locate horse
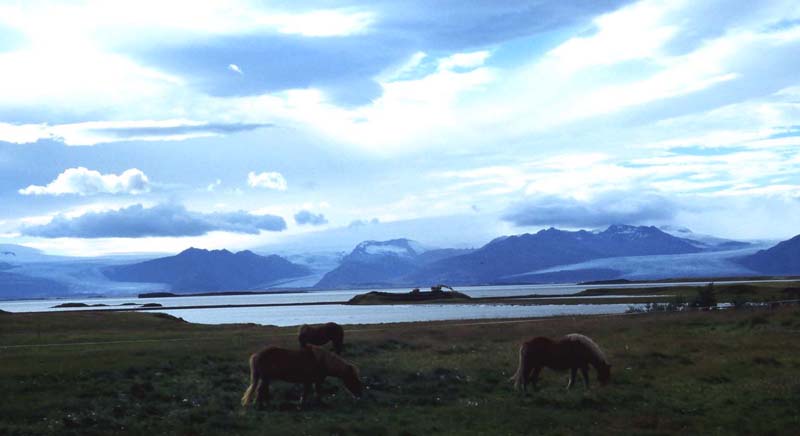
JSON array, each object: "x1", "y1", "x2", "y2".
[
  {"x1": 298, "y1": 322, "x2": 345, "y2": 354},
  {"x1": 511, "y1": 333, "x2": 611, "y2": 392},
  {"x1": 241, "y1": 345, "x2": 363, "y2": 408}
]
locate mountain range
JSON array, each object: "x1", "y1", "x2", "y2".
[
  {"x1": 320, "y1": 225, "x2": 709, "y2": 288},
  {"x1": 103, "y1": 248, "x2": 311, "y2": 292},
  {"x1": 1, "y1": 225, "x2": 798, "y2": 299}
]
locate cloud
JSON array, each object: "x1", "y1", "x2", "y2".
[
  {"x1": 348, "y1": 218, "x2": 380, "y2": 228},
  {"x1": 0, "y1": 119, "x2": 272, "y2": 146},
  {"x1": 228, "y1": 63, "x2": 243, "y2": 74},
  {"x1": 248, "y1": 171, "x2": 288, "y2": 190},
  {"x1": 262, "y1": 9, "x2": 374, "y2": 37},
  {"x1": 122, "y1": 1, "x2": 625, "y2": 107},
  {"x1": 294, "y1": 210, "x2": 328, "y2": 226},
  {"x1": 206, "y1": 179, "x2": 222, "y2": 192},
  {"x1": 20, "y1": 203, "x2": 286, "y2": 238},
  {"x1": 18, "y1": 167, "x2": 150, "y2": 196},
  {"x1": 502, "y1": 192, "x2": 677, "y2": 228}
]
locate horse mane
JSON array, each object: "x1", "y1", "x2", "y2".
[
  {"x1": 564, "y1": 333, "x2": 609, "y2": 365},
  {"x1": 309, "y1": 345, "x2": 357, "y2": 376}
]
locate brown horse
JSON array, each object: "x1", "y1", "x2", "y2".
[
  {"x1": 511, "y1": 333, "x2": 611, "y2": 392},
  {"x1": 299, "y1": 322, "x2": 345, "y2": 354},
  {"x1": 241, "y1": 345, "x2": 363, "y2": 408}
]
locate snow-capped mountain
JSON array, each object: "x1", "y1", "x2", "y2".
[{"x1": 315, "y1": 239, "x2": 471, "y2": 288}]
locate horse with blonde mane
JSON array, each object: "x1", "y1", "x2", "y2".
[
  {"x1": 241, "y1": 345, "x2": 362, "y2": 408},
  {"x1": 299, "y1": 322, "x2": 345, "y2": 354},
  {"x1": 511, "y1": 333, "x2": 611, "y2": 392}
]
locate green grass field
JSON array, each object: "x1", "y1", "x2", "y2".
[{"x1": 2, "y1": 306, "x2": 800, "y2": 435}]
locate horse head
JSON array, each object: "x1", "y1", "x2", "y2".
[
  {"x1": 342, "y1": 364, "x2": 363, "y2": 398},
  {"x1": 597, "y1": 362, "x2": 611, "y2": 385},
  {"x1": 312, "y1": 346, "x2": 363, "y2": 397}
]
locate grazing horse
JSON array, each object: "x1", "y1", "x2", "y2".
[
  {"x1": 241, "y1": 345, "x2": 363, "y2": 408},
  {"x1": 511, "y1": 333, "x2": 611, "y2": 392},
  {"x1": 298, "y1": 322, "x2": 345, "y2": 354}
]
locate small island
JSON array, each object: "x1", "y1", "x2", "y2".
[
  {"x1": 348, "y1": 285, "x2": 471, "y2": 305},
  {"x1": 51, "y1": 302, "x2": 109, "y2": 308}
]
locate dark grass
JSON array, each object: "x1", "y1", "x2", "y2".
[
  {"x1": 2, "y1": 307, "x2": 800, "y2": 435},
  {"x1": 576, "y1": 280, "x2": 800, "y2": 303}
]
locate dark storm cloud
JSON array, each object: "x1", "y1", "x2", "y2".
[
  {"x1": 294, "y1": 210, "x2": 328, "y2": 226},
  {"x1": 21, "y1": 203, "x2": 286, "y2": 238}
]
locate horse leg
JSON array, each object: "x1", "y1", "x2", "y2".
[
  {"x1": 581, "y1": 366, "x2": 590, "y2": 389},
  {"x1": 256, "y1": 379, "x2": 270, "y2": 410},
  {"x1": 301, "y1": 382, "x2": 313, "y2": 406},
  {"x1": 314, "y1": 381, "x2": 325, "y2": 404},
  {"x1": 528, "y1": 366, "x2": 542, "y2": 391},
  {"x1": 567, "y1": 367, "x2": 577, "y2": 390}
]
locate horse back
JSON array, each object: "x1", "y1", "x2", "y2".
[
  {"x1": 257, "y1": 347, "x2": 324, "y2": 382},
  {"x1": 522, "y1": 337, "x2": 564, "y2": 369},
  {"x1": 300, "y1": 322, "x2": 343, "y2": 346},
  {"x1": 326, "y1": 322, "x2": 344, "y2": 340},
  {"x1": 523, "y1": 336, "x2": 585, "y2": 370},
  {"x1": 556, "y1": 334, "x2": 604, "y2": 367}
]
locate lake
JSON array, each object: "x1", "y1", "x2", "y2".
[{"x1": 0, "y1": 280, "x2": 757, "y2": 326}]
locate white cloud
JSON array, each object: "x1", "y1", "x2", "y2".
[
  {"x1": 0, "y1": 122, "x2": 50, "y2": 144},
  {"x1": 207, "y1": 179, "x2": 222, "y2": 191},
  {"x1": 247, "y1": 171, "x2": 288, "y2": 191},
  {"x1": 258, "y1": 9, "x2": 374, "y2": 37},
  {"x1": 19, "y1": 167, "x2": 150, "y2": 196},
  {"x1": 545, "y1": 0, "x2": 679, "y2": 74},
  {"x1": 0, "y1": 2, "x2": 374, "y2": 41},
  {"x1": 228, "y1": 63, "x2": 243, "y2": 74},
  {"x1": 438, "y1": 51, "x2": 492, "y2": 70},
  {"x1": 0, "y1": 1, "x2": 372, "y2": 139},
  {"x1": 273, "y1": 49, "x2": 495, "y2": 152}
]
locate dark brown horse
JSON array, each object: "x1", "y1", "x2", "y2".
[
  {"x1": 511, "y1": 333, "x2": 611, "y2": 392},
  {"x1": 299, "y1": 322, "x2": 345, "y2": 354},
  {"x1": 241, "y1": 345, "x2": 363, "y2": 407}
]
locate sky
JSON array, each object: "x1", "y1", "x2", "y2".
[{"x1": 1, "y1": 0, "x2": 799, "y2": 256}]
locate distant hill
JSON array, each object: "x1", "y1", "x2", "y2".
[
  {"x1": 737, "y1": 234, "x2": 800, "y2": 275},
  {"x1": 407, "y1": 225, "x2": 705, "y2": 286},
  {"x1": 0, "y1": 271, "x2": 70, "y2": 299},
  {"x1": 104, "y1": 248, "x2": 311, "y2": 292},
  {"x1": 315, "y1": 239, "x2": 472, "y2": 289}
]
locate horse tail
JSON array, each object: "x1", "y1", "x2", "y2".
[
  {"x1": 510, "y1": 343, "x2": 528, "y2": 390},
  {"x1": 241, "y1": 352, "x2": 261, "y2": 406}
]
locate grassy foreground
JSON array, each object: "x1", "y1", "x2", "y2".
[{"x1": 1, "y1": 307, "x2": 800, "y2": 435}]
